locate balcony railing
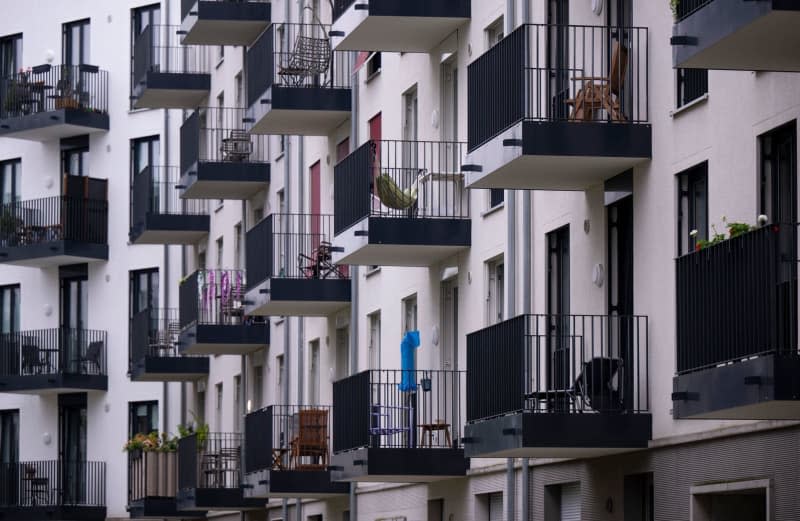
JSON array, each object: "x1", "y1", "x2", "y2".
[
  {"x1": 246, "y1": 22, "x2": 352, "y2": 107},
  {"x1": 178, "y1": 432, "x2": 242, "y2": 490},
  {"x1": 334, "y1": 140, "x2": 469, "y2": 235},
  {"x1": 0, "y1": 328, "x2": 107, "y2": 378},
  {"x1": 131, "y1": 166, "x2": 208, "y2": 224},
  {"x1": 466, "y1": 315, "x2": 649, "y2": 422},
  {"x1": 0, "y1": 460, "x2": 105, "y2": 507},
  {"x1": 333, "y1": 369, "x2": 464, "y2": 453},
  {"x1": 245, "y1": 405, "x2": 332, "y2": 473},
  {"x1": 129, "y1": 308, "x2": 182, "y2": 365},
  {"x1": 468, "y1": 24, "x2": 649, "y2": 151},
  {"x1": 247, "y1": 213, "x2": 348, "y2": 290},
  {"x1": 133, "y1": 24, "x2": 209, "y2": 83},
  {"x1": 180, "y1": 107, "x2": 269, "y2": 173},
  {"x1": 675, "y1": 0, "x2": 713, "y2": 21},
  {"x1": 181, "y1": 0, "x2": 271, "y2": 20},
  {"x1": 180, "y1": 269, "x2": 251, "y2": 328},
  {"x1": 128, "y1": 450, "x2": 179, "y2": 502},
  {"x1": 0, "y1": 196, "x2": 108, "y2": 247},
  {"x1": 676, "y1": 224, "x2": 799, "y2": 374},
  {"x1": 0, "y1": 64, "x2": 108, "y2": 119}
]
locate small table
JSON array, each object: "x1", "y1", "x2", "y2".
[{"x1": 419, "y1": 420, "x2": 452, "y2": 448}]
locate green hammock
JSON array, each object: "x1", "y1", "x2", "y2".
[{"x1": 375, "y1": 174, "x2": 418, "y2": 210}]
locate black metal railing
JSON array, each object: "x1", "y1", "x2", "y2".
[
  {"x1": 246, "y1": 22, "x2": 352, "y2": 107},
  {"x1": 675, "y1": 0, "x2": 713, "y2": 21},
  {"x1": 677, "y1": 68, "x2": 708, "y2": 108},
  {"x1": 179, "y1": 269, "x2": 249, "y2": 327},
  {"x1": 245, "y1": 405, "x2": 332, "y2": 473},
  {"x1": 333, "y1": 369, "x2": 465, "y2": 453},
  {"x1": 178, "y1": 433, "x2": 242, "y2": 490},
  {"x1": 0, "y1": 196, "x2": 108, "y2": 247},
  {"x1": 246, "y1": 213, "x2": 349, "y2": 290},
  {"x1": 466, "y1": 314, "x2": 649, "y2": 422},
  {"x1": 468, "y1": 24, "x2": 649, "y2": 151},
  {"x1": 129, "y1": 308, "x2": 182, "y2": 367},
  {"x1": 0, "y1": 64, "x2": 108, "y2": 119},
  {"x1": 180, "y1": 107, "x2": 269, "y2": 174},
  {"x1": 133, "y1": 24, "x2": 209, "y2": 85},
  {"x1": 334, "y1": 140, "x2": 469, "y2": 235},
  {"x1": 676, "y1": 224, "x2": 799, "y2": 374},
  {"x1": 130, "y1": 166, "x2": 208, "y2": 233},
  {"x1": 181, "y1": 0, "x2": 271, "y2": 20},
  {"x1": 0, "y1": 460, "x2": 105, "y2": 507},
  {"x1": 0, "y1": 328, "x2": 107, "y2": 378},
  {"x1": 128, "y1": 450, "x2": 179, "y2": 502}
]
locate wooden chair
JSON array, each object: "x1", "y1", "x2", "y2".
[
  {"x1": 290, "y1": 409, "x2": 329, "y2": 470},
  {"x1": 565, "y1": 41, "x2": 628, "y2": 122}
]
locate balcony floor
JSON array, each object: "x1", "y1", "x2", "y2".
[
  {"x1": 465, "y1": 120, "x2": 652, "y2": 190},
  {"x1": 464, "y1": 411, "x2": 652, "y2": 459},
  {"x1": 673, "y1": 353, "x2": 800, "y2": 420},
  {"x1": 133, "y1": 72, "x2": 211, "y2": 110},
  {"x1": 178, "y1": 323, "x2": 269, "y2": 356},
  {"x1": 331, "y1": 447, "x2": 468, "y2": 483},
  {"x1": 181, "y1": 1, "x2": 271, "y2": 46},
  {"x1": 129, "y1": 214, "x2": 210, "y2": 245},
  {"x1": 176, "y1": 488, "x2": 264, "y2": 511},
  {"x1": 0, "y1": 109, "x2": 109, "y2": 141},
  {"x1": 180, "y1": 161, "x2": 270, "y2": 200},
  {"x1": 0, "y1": 505, "x2": 106, "y2": 521},
  {"x1": 0, "y1": 373, "x2": 107, "y2": 394},
  {"x1": 332, "y1": 12, "x2": 468, "y2": 52},
  {"x1": 129, "y1": 355, "x2": 209, "y2": 382},
  {"x1": 672, "y1": 1, "x2": 800, "y2": 71},
  {"x1": 245, "y1": 277, "x2": 351, "y2": 317},
  {"x1": 0, "y1": 240, "x2": 108, "y2": 267},
  {"x1": 128, "y1": 497, "x2": 206, "y2": 519},
  {"x1": 243, "y1": 469, "x2": 349, "y2": 499},
  {"x1": 248, "y1": 86, "x2": 351, "y2": 136}
]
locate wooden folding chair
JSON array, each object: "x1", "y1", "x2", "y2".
[
  {"x1": 291, "y1": 409, "x2": 329, "y2": 470},
  {"x1": 565, "y1": 41, "x2": 628, "y2": 122}
]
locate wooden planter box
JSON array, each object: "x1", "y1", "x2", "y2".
[{"x1": 55, "y1": 96, "x2": 80, "y2": 109}]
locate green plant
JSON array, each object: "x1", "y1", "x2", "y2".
[
  {"x1": 691, "y1": 216, "x2": 764, "y2": 252},
  {"x1": 670, "y1": 0, "x2": 680, "y2": 18},
  {"x1": 0, "y1": 209, "x2": 20, "y2": 236},
  {"x1": 159, "y1": 432, "x2": 179, "y2": 453}
]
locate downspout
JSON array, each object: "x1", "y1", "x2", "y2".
[
  {"x1": 296, "y1": 8, "x2": 306, "y2": 521},
  {"x1": 162, "y1": 0, "x2": 171, "y2": 446},
  {"x1": 282, "y1": 4, "x2": 292, "y2": 521},
  {"x1": 348, "y1": 48, "x2": 360, "y2": 521},
  {"x1": 240, "y1": 161, "x2": 248, "y2": 521}
]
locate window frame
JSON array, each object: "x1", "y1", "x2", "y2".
[
  {"x1": 128, "y1": 400, "x2": 158, "y2": 437},
  {"x1": 62, "y1": 18, "x2": 91, "y2": 66},
  {"x1": 677, "y1": 161, "x2": 709, "y2": 256}
]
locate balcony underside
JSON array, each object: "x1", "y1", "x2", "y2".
[
  {"x1": 245, "y1": 278, "x2": 351, "y2": 317},
  {"x1": 464, "y1": 411, "x2": 652, "y2": 459},
  {"x1": 332, "y1": 3, "x2": 469, "y2": 52},
  {"x1": 128, "y1": 498, "x2": 206, "y2": 519},
  {"x1": 0, "y1": 373, "x2": 108, "y2": 394},
  {"x1": 129, "y1": 355, "x2": 209, "y2": 382},
  {"x1": 672, "y1": 1, "x2": 800, "y2": 71},
  {"x1": 331, "y1": 448, "x2": 468, "y2": 483},
  {"x1": 333, "y1": 217, "x2": 470, "y2": 266},
  {"x1": 248, "y1": 86, "x2": 351, "y2": 136},
  {"x1": 0, "y1": 240, "x2": 108, "y2": 267},
  {"x1": 129, "y1": 214, "x2": 210, "y2": 245},
  {"x1": 181, "y1": 161, "x2": 269, "y2": 200},
  {"x1": 181, "y1": 1, "x2": 271, "y2": 46},
  {"x1": 176, "y1": 488, "x2": 264, "y2": 511},
  {"x1": 178, "y1": 323, "x2": 269, "y2": 355},
  {"x1": 0, "y1": 109, "x2": 108, "y2": 141},
  {"x1": 243, "y1": 469, "x2": 349, "y2": 499},
  {"x1": 133, "y1": 72, "x2": 211, "y2": 109},
  {"x1": 672, "y1": 353, "x2": 800, "y2": 420},
  {"x1": 465, "y1": 121, "x2": 652, "y2": 190},
  {"x1": 0, "y1": 505, "x2": 106, "y2": 521}
]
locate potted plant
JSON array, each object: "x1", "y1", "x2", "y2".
[
  {"x1": 670, "y1": 0, "x2": 680, "y2": 19},
  {"x1": 54, "y1": 65, "x2": 79, "y2": 110},
  {"x1": 0, "y1": 208, "x2": 21, "y2": 246}
]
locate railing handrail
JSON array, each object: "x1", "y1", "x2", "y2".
[
  {"x1": 180, "y1": 107, "x2": 270, "y2": 168},
  {"x1": 0, "y1": 328, "x2": 108, "y2": 376},
  {"x1": 0, "y1": 459, "x2": 106, "y2": 507},
  {"x1": 179, "y1": 268, "x2": 250, "y2": 327},
  {"x1": 0, "y1": 63, "x2": 109, "y2": 117}
]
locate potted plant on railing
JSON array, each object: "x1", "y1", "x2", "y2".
[
  {"x1": 670, "y1": 0, "x2": 680, "y2": 19},
  {"x1": 53, "y1": 65, "x2": 79, "y2": 110},
  {"x1": 689, "y1": 215, "x2": 768, "y2": 252}
]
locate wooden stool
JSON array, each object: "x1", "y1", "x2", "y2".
[{"x1": 419, "y1": 420, "x2": 451, "y2": 448}]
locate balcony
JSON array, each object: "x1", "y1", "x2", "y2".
[
  {"x1": 132, "y1": 24, "x2": 210, "y2": 109},
  {"x1": 129, "y1": 166, "x2": 210, "y2": 245},
  {"x1": 180, "y1": 0, "x2": 271, "y2": 46},
  {"x1": 246, "y1": 23, "x2": 352, "y2": 136},
  {"x1": 333, "y1": 140, "x2": 471, "y2": 266},
  {"x1": 176, "y1": 433, "x2": 263, "y2": 511},
  {"x1": 331, "y1": 0, "x2": 470, "y2": 52},
  {"x1": 129, "y1": 308, "x2": 209, "y2": 383},
  {"x1": 0, "y1": 460, "x2": 105, "y2": 521},
  {"x1": 0, "y1": 328, "x2": 107, "y2": 393},
  {"x1": 331, "y1": 369, "x2": 468, "y2": 482},
  {"x1": 242, "y1": 405, "x2": 349, "y2": 499},
  {"x1": 673, "y1": 224, "x2": 800, "y2": 419},
  {"x1": 178, "y1": 269, "x2": 269, "y2": 356},
  {"x1": 0, "y1": 64, "x2": 108, "y2": 141},
  {"x1": 464, "y1": 24, "x2": 651, "y2": 190},
  {"x1": 245, "y1": 214, "x2": 350, "y2": 317},
  {"x1": 128, "y1": 451, "x2": 204, "y2": 519},
  {"x1": 180, "y1": 107, "x2": 270, "y2": 200},
  {"x1": 465, "y1": 315, "x2": 652, "y2": 458},
  {"x1": 672, "y1": 0, "x2": 800, "y2": 72}
]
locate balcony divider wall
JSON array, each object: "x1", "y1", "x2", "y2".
[{"x1": 128, "y1": 450, "x2": 200, "y2": 519}]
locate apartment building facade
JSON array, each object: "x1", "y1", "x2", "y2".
[{"x1": 0, "y1": 0, "x2": 797, "y2": 520}]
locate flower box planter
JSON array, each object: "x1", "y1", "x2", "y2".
[{"x1": 55, "y1": 96, "x2": 80, "y2": 109}]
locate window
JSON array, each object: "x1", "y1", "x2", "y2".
[
  {"x1": 486, "y1": 18, "x2": 504, "y2": 49},
  {"x1": 216, "y1": 237, "x2": 224, "y2": 269},
  {"x1": 234, "y1": 223, "x2": 243, "y2": 270},
  {"x1": 0, "y1": 159, "x2": 20, "y2": 206},
  {"x1": 131, "y1": 136, "x2": 161, "y2": 221},
  {"x1": 0, "y1": 34, "x2": 22, "y2": 78},
  {"x1": 368, "y1": 312, "x2": 381, "y2": 370},
  {"x1": 759, "y1": 122, "x2": 796, "y2": 224},
  {"x1": 624, "y1": 473, "x2": 654, "y2": 521},
  {"x1": 487, "y1": 258, "x2": 505, "y2": 325},
  {"x1": 309, "y1": 340, "x2": 320, "y2": 405},
  {"x1": 276, "y1": 354, "x2": 285, "y2": 393},
  {"x1": 195, "y1": 387, "x2": 206, "y2": 424},
  {"x1": 251, "y1": 365, "x2": 263, "y2": 410},
  {"x1": 198, "y1": 250, "x2": 207, "y2": 270},
  {"x1": 335, "y1": 327, "x2": 349, "y2": 380},
  {"x1": 488, "y1": 492, "x2": 503, "y2": 521},
  {"x1": 677, "y1": 162, "x2": 708, "y2": 255},
  {"x1": 235, "y1": 72, "x2": 243, "y2": 108},
  {"x1": 129, "y1": 268, "x2": 159, "y2": 318},
  {"x1": 0, "y1": 285, "x2": 20, "y2": 335},
  {"x1": 366, "y1": 52, "x2": 381, "y2": 79},
  {"x1": 233, "y1": 375, "x2": 241, "y2": 432},
  {"x1": 489, "y1": 189, "x2": 504, "y2": 209},
  {"x1": 62, "y1": 136, "x2": 90, "y2": 178},
  {"x1": 402, "y1": 295, "x2": 417, "y2": 333},
  {"x1": 677, "y1": 68, "x2": 708, "y2": 108},
  {"x1": 544, "y1": 482, "x2": 581, "y2": 521},
  {"x1": 336, "y1": 137, "x2": 350, "y2": 163},
  {"x1": 691, "y1": 479, "x2": 769, "y2": 521},
  {"x1": 63, "y1": 19, "x2": 90, "y2": 65},
  {"x1": 253, "y1": 207, "x2": 264, "y2": 224},
  {"x1": 128, "y1": 401, "x2": 158, "y2": 436},
  {"x1": 131, "y1": 5, "x2": 160, "y2": 107},
  {"x1": 215, "y1": 383, "x2": 223, "y2": 431},
  {"x1": 0, "y1": 410, "x2": 19, "y2": 465}
]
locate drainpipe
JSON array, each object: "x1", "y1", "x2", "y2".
[
  {"x1": 348, "y1": 48, "x2": 360, "y2": 521},
  {"x1": 296, "y1": 7, "x2": 306, "y2": 519},
  {"x1": 162, "y1": 0, "x2": 172, "y2": 450}
]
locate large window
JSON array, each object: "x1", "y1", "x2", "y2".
[
  {"x1": 63, "y1": 19, "x2": 90, "y2": 66},
  {"x1": 0, "y1": 34, "x2": 22, "y2": 78},
  {"x1": 0, "y1": 285, "x2": 20, "y2": 335},
  {"x1": 129, "y1": 268, "x2": 159, "y2": 317},
  {"x1": 677, "y1": 162, "x2": 708, "y2": 255},
  {"x1": 131, "y1": 5, "x2": 160, "y2": 106},
  {"x1": 0, "y1": 159, "x2": 20, "y2": 206},
  {"x1": 486, "y1": 258, "x2": 505, "y2": 325},
  {"x1": 62, "y1": 136, "x2": 90, "y2": 178},
  {"x1": 760, "y1": 122, "x2": 797, "y2": 225},
  {"x1": 677, "y1": 68, "x2": 708, "y2": 108},
  {"x1": 0, "y1": 410, "x2": 19, "y2": 464},
  {"x1": 129, "y1": 401, "x2": 158, "y2": 436}
]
